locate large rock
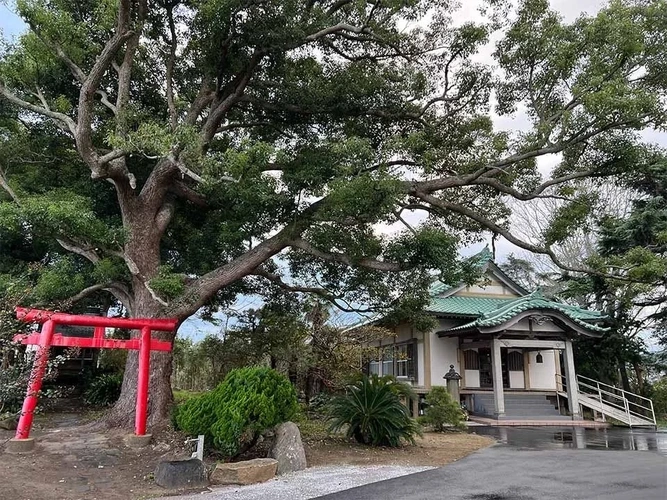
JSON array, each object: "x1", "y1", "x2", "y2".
[
  {"x1": 211, "y1": 458, "x2": 278, "y2": 485},
  {"x1": 269, "y1": 421, "x2": 307, "y2": 475},
  {"x1": 154, "y1": 458, "x2": 209, "y2": 489},
  {"x1": 0, "y1": 415, "x2": 18, "y2": 431}
]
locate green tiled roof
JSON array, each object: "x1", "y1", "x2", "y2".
[
  {"x1": 428, "y1": 280, "x2": 452, "y2": 296},
  {"x1": 427, "y1": 246, "x2": 496, "y2": 298},
  {"x1": 426, "y1": 296, "x2": 516, "y2": 316},
  {"x1": 441, "y1": 290, "x2": 608, "y2": 333}
]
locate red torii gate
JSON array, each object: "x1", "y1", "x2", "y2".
[{"x1": 8, "y1": 307, "x2": 177, "y2": 451}]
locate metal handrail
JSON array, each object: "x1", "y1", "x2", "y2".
[
  {"x1": 577, "y1": 374, "x2": 654, "y2": 404},
  {"x1": 577, "y1": 380, "x2": 654, "y2": 417},
  {"x1": 555, "y1": 373, "x2": 656, "y2": 427}
]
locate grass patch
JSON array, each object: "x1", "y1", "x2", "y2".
[{"x1": 298, "y1": 417, "x2": 331, "y2": 442}]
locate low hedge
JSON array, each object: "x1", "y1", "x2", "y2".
[{"x1": 175, "y1": 366, "x2": 298, "y2": 457}]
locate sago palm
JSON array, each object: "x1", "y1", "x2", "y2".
[{"x1": 328, "y1": 374, "x2": 421, "y2": 447}]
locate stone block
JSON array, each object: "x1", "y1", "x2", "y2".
[
  {"x1": 0, "y1": 415, "x2": 18, "y2": 431},
  {"x1": 211, "y1": 458, "x2": 278, "y2": 485},
  {"x1": 5, "y1": 438, "x2": 35, "y2": 453},
  {"x1": 269, "y1": 422, "x2": 307, "y2": 475},
  {"x1": 154, "y1": 458, "x2": 209, "y2": 489},
  {"x1": 125, "y1": 433, "x2": 152, "y2": 448}
]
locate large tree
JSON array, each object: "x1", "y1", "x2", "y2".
[{"x1": 1, "y1": 0, "x2": 665, "y2": 427}]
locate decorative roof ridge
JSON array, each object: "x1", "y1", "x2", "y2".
[{"x1": 476, "y1": 290, "x2": 605, "y2": 323}]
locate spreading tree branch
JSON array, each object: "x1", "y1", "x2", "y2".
[
  {"x1": 252, "y1": 269, "x2": 375, "y2": 313},
  {"x1": 65, "y1": 282, "x2": 134, "y2": 312},
  {"x1": 291, "y1": 237, "x2": 406, "y2": 272},
  {"x1": 165, "y1": 2, "x2": 178, "y2": 130},
  {"x1": 0, "y1": 165, "x2": 20, "y2": 205},
  {"x1": 0, "y1": 83, "x2": 76, "y2": 134},
  {"x1": 56, "y1": 238, "x2": 101, "y2": 264}
]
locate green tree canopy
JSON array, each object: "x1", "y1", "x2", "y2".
[{"x1": 1, "y1": 0, "x2": 665, "y2": 426}]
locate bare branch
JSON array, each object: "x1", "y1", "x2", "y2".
[
  {"x1": 97, "y1": 90, "x2": 118, "y2": 115},
  {"x1": 173, "y1": 158, "x2": 205, "y2": 183},
  {"x1": 56, "y1": 238, "x2": 101, "y2": 264},
  {"x1": 155, "y1": 198, "x2": 175, "y2": 235},
  {"x1": 0, "y1": 165, "x2": 20, "y2": 204},
  {"x1": 53, "y1": 44, "x2": 87, "y2": 83},
  {"x1": 144, "y1": 281, "x2": 169, "y2": 307},
  {"x1": 170, "y1": 181, "x2": 208, "y2": 207},
  {"x1": 306, "y1": 23, "x2": 369, "y2": 41},
  {"x1": 412, "y1": 190, "x2": 635, "y2": 282},
  {"x1": 253, "y1": 269, "x2": 374, "y2": 313},
  {"x1": 470, "y1": 169, "x2": 598, "y2": 201},
  {"x1": 76, "y1": 0, "x2": 136, "y2": 171},
  {"x1": 98, "y1": 149, "x2": 127, "y2": 165},
  {"x1": 201, "y1": 49, "x2": 266, "y2": 143},
  {"x1": 184, "y1": 78, "x2": 215, "y2": 126},
  {"x1": 393, "y1": 210, "x2": 417, "y2": 235},
  {"x1": 165, "y1": 2, "x2": 178, "y2": 130},
  {"x1": 66, "y1": 283, "x2": 109, "y2": 304},
  {"x1": 0, "y1": 83, "x2": 76, "y2": 134}
]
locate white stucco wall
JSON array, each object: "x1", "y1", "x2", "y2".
[
  {"x1": 509, "y1": 370, "x2": 525, "y2": 389},
  {"x1": 464, "y1": 369, "x2": 480, "y2": 388},
  {"x1": 430, "y1": 331, "x2": 459, "y2": 387},
  {"x1": 528, "y1": 350, "x2": 558, "y2": 389}
]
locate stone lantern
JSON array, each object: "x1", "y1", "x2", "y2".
[{"x1": 443, "y1": 365, "x2": 462, "y2": 403}]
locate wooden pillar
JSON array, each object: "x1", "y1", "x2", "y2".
[
  {"x1": 563, "y1": 339, "x2": 581, "y2": 419},
  {"x1": 424, "y1": 330, "x2": 432, "y2": 389},
  {"x1": 459, "y1": 349, "x2": 466, "y2": 388},
  {"x1": 523, "y1": 350, "x2": 530, "y2": 389},
  {"x1": 491, "y1": 337, "x2": 505, "y2": 418},
  {"x1": 555, "y1": 349, "x2": 563, "y2": 391}
]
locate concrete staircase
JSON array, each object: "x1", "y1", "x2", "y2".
[{"x1": 472, "y1": 393, "x2": 570, "y2": 420}]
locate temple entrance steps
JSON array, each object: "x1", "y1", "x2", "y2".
[{"x1": 471, "y1": 393, "x2": 568, "y2": 419}]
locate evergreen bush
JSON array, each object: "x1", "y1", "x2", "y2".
[
  {"x1": 175, "y1": 366, "x2": 299, "y2": 457},
  {"x1": 327, "y1": 374, "x2": 421, "y2": 447},
  {"x1": 420, "y1": 386, "x2": 464, "y2": 431}
]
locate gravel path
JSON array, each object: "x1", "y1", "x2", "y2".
[{"x1": 171, "y1": 465, "x2": 433, "y2": 500}]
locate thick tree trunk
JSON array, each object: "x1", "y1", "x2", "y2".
[
  {"x1": 104, "y1": 293, "x2": 178, "y2": 430},
  {"x1": 104, "y1": 198, "x2": 181, "y2": 430}
]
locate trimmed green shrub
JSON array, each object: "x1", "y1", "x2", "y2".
[
  {"x1": 328, "y1": 374, "x2": 422, "y2": 447},
  {"x1": 420, "y1": 386, "x2": 464, "y2": 431},
  {"x1": 175, "y1": 367, "x2": 299, "y2": 457},
  {"x1": 84, "y1": 373, "x2": 123, "y2": 406}
]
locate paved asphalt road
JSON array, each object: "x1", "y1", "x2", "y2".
[{"x1": 316, "y1": 445, "x2": 667, "y2": 500}]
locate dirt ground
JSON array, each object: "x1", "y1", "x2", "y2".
[
  {"x1": 305, "y1": 432, "x2": 495, "y2": 468},
  {"x1": 0, "y1": 411, "x2": 194, "y2": 500},
  {"x1": 0, "y1": 410, "x2": 494, "y2": 500}
]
